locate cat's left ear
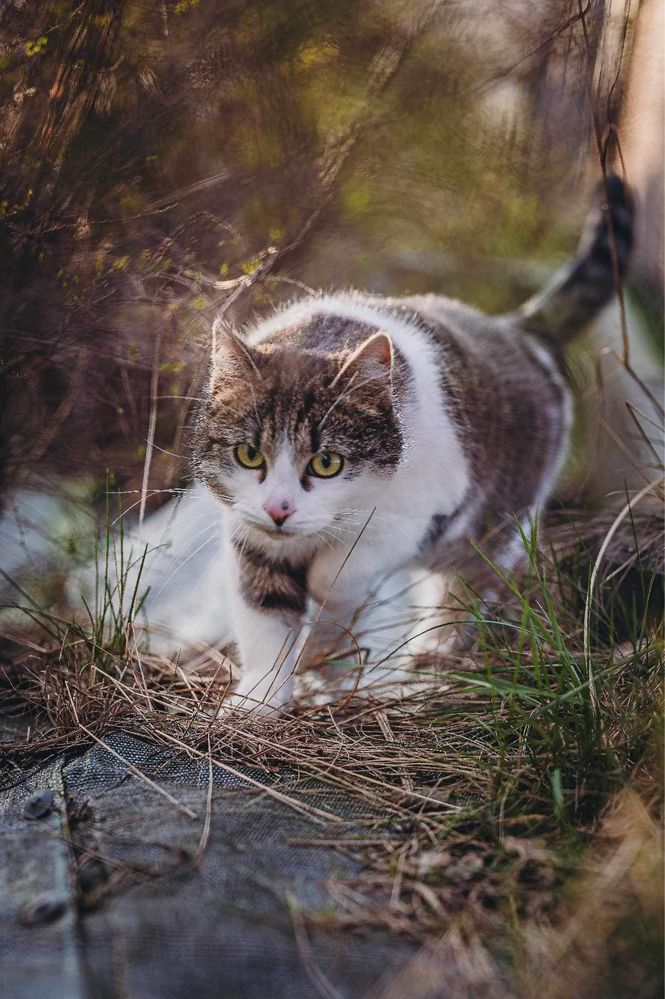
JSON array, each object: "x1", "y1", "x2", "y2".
[
  {"x1": 332, "y1": 331, "x2": 394, "y2": 388},
  {"x1": 210, "y1": 318, "x2": 259, "y2": 386}
]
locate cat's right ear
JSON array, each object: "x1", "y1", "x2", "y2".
[
  {"x1": 330, "y1": 331, "x2": 394, "y2": 389},
  {"x1": 210, "y1": 319, "x2": 259, "y2": 386}
]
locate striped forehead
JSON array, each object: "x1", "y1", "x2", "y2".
[
  {"x1": 205, "y1": 315, "x2": 404, "y2": 470},
  {"x1": 259, "y1": 415, "x2": 316, "y2": 457},
  {"x1": 254, "y1": 387, "x2": 320, "y2": 455}
]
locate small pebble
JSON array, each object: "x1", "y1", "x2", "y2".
[
  {"x1": 20, "y1": 894, "x2": 67, "y2": 927},
  {"x1": 22, "y1": 789, "x2": 54, "y2": 820}
]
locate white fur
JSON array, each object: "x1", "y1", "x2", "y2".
[
  {"x1": 218, "y1": 294, "x2": 472, "y2": 708},
  {"x1": 221, "y1": 536, "x2": 308, "y2": 711}
]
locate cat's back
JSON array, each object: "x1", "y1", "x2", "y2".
[
  {"x1": 394, "y1": 292, "x2": 573, "y2": 526},
  {"x1": 395, "y1": 292, "x2": 553, "y2": 371}
]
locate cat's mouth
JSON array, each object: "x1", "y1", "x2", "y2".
[
  {"x1": 242, "y1": 518, "x2": 310, "y2": 540},
  {"x1": 241, "y1": 518, "x2": 328, "y2": 544},
  {"x1": 253, "y1": 523, "x2": 291, "y2": 537}
]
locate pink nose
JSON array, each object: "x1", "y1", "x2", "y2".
[{"x1": 263, "y1": 498, "x2": 295, "y2": 527}]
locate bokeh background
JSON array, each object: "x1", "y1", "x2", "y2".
[
  {"x1": 0, "y1": 0, "x2": 662, "y2": 544},
  {"x1": 0, "y1": 11, "x2": 662, "y2": 991}
]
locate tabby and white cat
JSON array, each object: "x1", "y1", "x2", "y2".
[{"x1": 189, "y1": 175, "x2": 633, "y2": 711}]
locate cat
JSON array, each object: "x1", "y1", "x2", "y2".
[{"x1": 189, "y1": 174, "x2": 633, "y2": 712}]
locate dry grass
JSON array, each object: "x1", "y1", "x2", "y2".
[{"x1": 1, "y1": 500, "x2": 663, "y2": 996}]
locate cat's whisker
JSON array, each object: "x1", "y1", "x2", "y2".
[
  {"x1": 315, "y1": 531, "x2": 336, "y2": 552},
  {"x1": 325, "y1": 522, "x2": 362, "y2": 536},
  {"x1": 337, "y1": 508, "x2": 393, "y2": 525},
  {"x1": 148, "y1": 442, "x2": 187, "y2": 460},
  {"x1": 319, "y1": 528, "x2": 352, "y2": 549},
  {"x1": 332, "y1": 518, "x2": 399, "y2": 542},
  {"x1": 151, "y1": 525, "x2": 218, "y2": 599},
  {"x1": 111, "y1": 487, "x2": 189, "y2": 496},
  {"x1": 156, "y1": 520, "x2": 221, "y2": 564},
  {"x1": 156, "y1": 394, "x2": 205, "y2": 402},
  {"x1": 138, "y1": 509, "x2": 216, "y2": 532},
  {"x1": 331, "y1": 513, "x2": 375, "y2": 526},
  {"x1": 339, "y1": 509, "x2": 394, "y2": 523},
  {"x1": 111, "y1": 489, "x2": 196, "y2": 526},
  {"x1": 230, "y1": 524, "x2": 251, "y2": 561}
]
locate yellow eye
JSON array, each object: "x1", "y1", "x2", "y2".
[
  {"x1": 308, "y1": 451, "x2": 344, "y2": 478},
  {"x1": 234, "y1": 443, "x2": 265, "y2": 469}
]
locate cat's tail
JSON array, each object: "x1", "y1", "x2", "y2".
[{"x1": 515, "y1": 172, "x2": 634, "y2": 345}]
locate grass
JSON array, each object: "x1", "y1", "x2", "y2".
[{"x1": 1, "y1": 488, "x2": 663, "y2": 997}]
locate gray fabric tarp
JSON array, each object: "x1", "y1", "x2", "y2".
[{"x1": 1, "y1": 731, "x2": 414, "y2": 999}]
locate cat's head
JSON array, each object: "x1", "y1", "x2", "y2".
[{"x1": 191, "y1": 317, "x2": 406, "y2": 549}]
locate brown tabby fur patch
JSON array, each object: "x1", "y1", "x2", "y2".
[{"x1": 234, "y1": 539, "x2": 308, "y2": 613}]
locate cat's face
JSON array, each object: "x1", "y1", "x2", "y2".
[{"x1": 192, "y1": 325, "x2": 404, "y2": 549}]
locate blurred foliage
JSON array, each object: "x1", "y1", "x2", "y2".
[{"x1": 0, "y1": 0, "x2": 638, "y2": 505}]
